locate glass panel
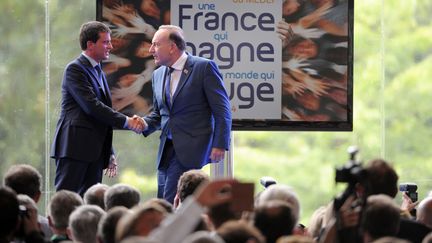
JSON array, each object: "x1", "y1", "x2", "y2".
[{"x1": 0, "y1": 0, "x2": 47, "y2": 212}]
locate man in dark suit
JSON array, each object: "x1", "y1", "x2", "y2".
[
  {"x1": 50, "y1": 21, "x2": 145, "y2": 196},
  {"x1": 143, "y1": 25, "x2": 232, "y2": 204}
]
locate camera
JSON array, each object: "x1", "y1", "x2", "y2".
[
  {"x1": 335, "y1": 146, "x2": 367, "y2": 185},
  {"x1": 334, "y1": 146, "x2": 368, "y2": 212},
  {"x1": 260, "y1": 176, "x2": 276, "y2": 188},
  {"x1": 399, "y1": 182, "x2": 418, "y2": 202}
]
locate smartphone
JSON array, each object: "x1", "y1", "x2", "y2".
[{"x1": 229, "y1": 182, "x2": 255, "y2": 213}]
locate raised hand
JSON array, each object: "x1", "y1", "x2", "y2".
[{"x1": 194, "y1": 179, "x2": 236, "y2": 207}]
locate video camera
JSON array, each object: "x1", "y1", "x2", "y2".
[
  {"x1": 335, "y1": 146, "x2": 367, "y2": 185},
  {"x1": 260, "y1": 176, "x2": 276, "y2": 188},
  {"x1": 333, "y1": 146, "x2": 367, "y2": 243},
  {"x1": 334, "y1": 146, "x2": 367, "y2": 211}
]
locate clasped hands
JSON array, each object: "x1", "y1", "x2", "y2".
[{"x1": 127, "y1": 115, "x2": 147, "y2": 134}]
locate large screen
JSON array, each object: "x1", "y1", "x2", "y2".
[{"x1": 97, "y1": 0, "x2": 353, "y2": 131}]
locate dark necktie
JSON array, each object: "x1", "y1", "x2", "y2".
[
  {"x1": 94, "y1": 65, "x2": 106, "y2": 95},
  {"x1": 164, "y1": 67, "x2": 175, "y2": 107}
]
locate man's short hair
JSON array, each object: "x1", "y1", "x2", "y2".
[
  {"x1": 69, "y1": 205, "x2": 105, "y2": 243},
  {"x1": 177, "y1": 170, "x2": 210, "y2": 202},
  {"x1": 217, "y1": 220, "x2": 265, "y2": 243},
  {"x1": 3, "y1": 164, "x2": 42, "y2": 199},
  {"x1": 48, "y1": 190, "x2": 83, "y2": 230},
  {"x1": 104, "y1": 183, "x2": 141, "y2": 210},
  {"x1": 146, "y1": 198, "x2": 173, "y2": 213},
  {"x1": 116, "y1": 203, "x2": 166, "y2": 242},
  {"x1": 255, "y1": 184, "x2": 301, "y2": 225},
  {"x1": 254, "y1": 200, "x2": 296, "y2": 243},
  {"x1": 0, "y1": 186, "x2": 19, "y2": 238},
  {"x1": 98, "y1": 206, "x2": 129, "y2": 243},
  {"x1": 79, "y1": 21, "x2": 111, "y2": 50},
  {"x1": 84, "y1": 183, "x2": 109, "y2": 210},
  {"x1": 361, "y1": 194, "x2": 401, "y2": 240},
  {"x1": 365, "y1": 159, "x2": 399, "y2": 198}
]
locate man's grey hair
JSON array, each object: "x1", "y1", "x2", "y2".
[
  {"x1": 104, "y1": 183, "x2": 141, "y2": 210},
  {"x1": 158, "y1": 25, "x2": 186, "y2": 51},
  {"x1": 255, "y1": 184, "x2": 301, "y2": 224},
  {"x1": 69, "y1": 205, "x2": 105, "y2": 243},
  {"x1": 48, "y1": 190, "x2": 83, "y2": 229},
  {"x1": 84, "y1": 183, "x2": 109, "y2": 210}
]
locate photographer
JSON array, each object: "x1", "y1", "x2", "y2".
[
  {"x1": 319, "y1": 158, "x2": 399, "y2": 243},
  {"x1": 0, "y1": 186, "x2": 46, "y2": 243}
]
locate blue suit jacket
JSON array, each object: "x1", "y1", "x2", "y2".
[
  {"x1": 143, "y1": 54, "x2": 232, "y2": 169},
  {"x1": 50, "y1": 55, "x2": 126, "y2": 168}
]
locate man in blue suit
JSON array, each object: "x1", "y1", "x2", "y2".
[
  {"x1": 51, "y1": 21, "x2": 145, "y2": 196},
  {"x1": 143, "y1": 25, "x2": 232, "y2": 203}
]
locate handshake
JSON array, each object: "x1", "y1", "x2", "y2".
[{"x1": 126, "y1": 115, "x2": 147, "y2": 134}]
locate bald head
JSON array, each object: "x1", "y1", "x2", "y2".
[{"x1": 417, "y1": 197, "x2": 432, "y2": 227}]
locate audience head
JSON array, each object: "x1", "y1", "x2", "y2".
[
  {"x1": 48, "y1": 190, "x2": 83, "y2": 232},
  {"x1": 68, "y1": 205, "x2": 105, "y2": 243},
  {"x1": 361, "y1": 194, "x2": 401, "y2": 242},
  {"x1": 3, "y1": 164, "x2": 42, "y2": 202},
  {"x1": 364, "y1": 159, "x2": 399, "y2": 198},
  {"x1": 79, "y1": 21, "x2": 111, "y2": 51},
  {"x1": 104, "y1": 183, "x2": 141, "y2": 210},
  {"x1": 254, "y1": 200, "x2": 296, "y2": 243},
  {"x1": 146, "y1": 198, "x2": 174, "y2": 213},
  {"x1": 0, "y1": 186, "x2": 19, "y2": 241},
  {"x1": 417, "y1": 197, "x2": 432, "y2": 228},
  {"x1": 97, "y1": 206, "x2": 129, "y2": 243},
  {"x1": 255, "y1": 184, "x2": 301, "y2": 225},
  {"x1": 217, "y1": 220, "x2": 265, "y2": 243},
  {"x1": 84, "y1": 183, "x2": 109, "y2": 210},
  {"x1": 207, "y1": 202, "x2": 238, "y2": 229},
  {"x1": 176, "y1": 170, "x2": 210, "y2": 205},
  {"x1": 116, "y1": 203, "x2": 167, "y2": 242}
]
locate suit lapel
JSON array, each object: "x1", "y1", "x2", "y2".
[{"x1": 172, "y1": 56, "x2": 193, "y2": 104}]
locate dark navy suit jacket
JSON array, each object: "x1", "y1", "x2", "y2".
[
  {"x1": 50, "y1": 55, "x2": 126, "y2": 168},
  {"x1": 143, "y1": 54, "x2": 232, "y2": 169}
]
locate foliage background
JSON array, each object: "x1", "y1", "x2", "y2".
[{"x1": 1, "y1": 0, "x2": 432, "y2": 225}]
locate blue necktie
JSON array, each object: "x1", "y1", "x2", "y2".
[
  {"x1": 94, "y1": 65, "x2": 106, "y2": 95},
  {"x1": 165, "y1": 67, "x2": 174, "y2": 108}
]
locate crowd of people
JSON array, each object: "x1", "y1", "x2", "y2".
[{"x1": 1, "y1": 159, "x2": 432, "y2": 243}]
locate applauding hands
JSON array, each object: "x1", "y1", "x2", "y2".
[{"x1": 126, "y1": 115, "x2": 147, "y2": 133}]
